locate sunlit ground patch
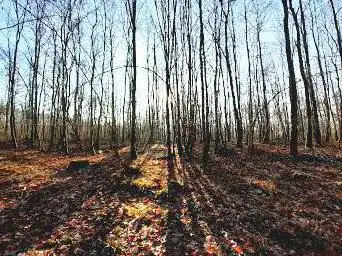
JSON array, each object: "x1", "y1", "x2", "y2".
[
  {"x1": 106, "y1": 198, "x2": 167, "y2": 255},
  {"x1": 130, "y1": 148, "x2": 168, "y2": 193},
  {"x1": 0, "y1": 197, "x2": 18, "y2": 209},
  {"x1": 250, "y1": 179, "x2": 277, "y2": 194},
  {"x1": 118, "y1": 146, "x2": 130, "y2": 156},
  {"x1": 18, "y1": 249, "x2": 55, "y2": 256},
  {"x1": 132, "y1": 161, "x2": 167, "y2": 192},
  {"x1": 1, "y1": 150, "x2": 106, "y2": 193}
]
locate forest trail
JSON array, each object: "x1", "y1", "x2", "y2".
[{"x1": 1, "y1": 145, "x2": 341, "y2": 255}]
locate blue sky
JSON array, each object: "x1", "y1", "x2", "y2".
[{"x1": 0, "y1": 0, "x2": 340, "y2": 119}]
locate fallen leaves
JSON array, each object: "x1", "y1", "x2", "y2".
[
  {"x1": 251, "y1": 179, "x2": 277, "y2": 194},
  {"x1": 1, "y1": 144, "x2": 341, "y2": 255},
  {"x1": 105, "y1": 199, "x2": 168, "y2": 255},
  {"x1": 123, "y1": 201, "x2": 167, "y2": 220},
  {"x1": 204, "y1": 235, "x2": 222, "y2": 255},
  {"x1": 180, "y1": 216, "x2": 192, "y2": 225},
  {"x1": 130, "y1": 155, "x2": 168, "y2": 193},
  {"x1": 0, "y1": 197, "x2": 17, "y2": 209},
  {"x1": 18, "y1": 249, "x2": 55, "y2": 256}
]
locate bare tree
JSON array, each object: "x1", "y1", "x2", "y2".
[
  {"x1": 300, "y1": 0, "x2": 321, "y2": 146},
  {"x1": 8, "y1": 0, "x2": 28, "y2": 148},
  {"x1": 126, "y1": 0, "x2": 137, "y2": 159},
  {"x1": 282, "y1": 0, "x2": 298, "y2": 156},
  {"x1": 220, "y1": 0, "x2": 243, "y2": 148},
  {"x1": 289, "y1": 0, "x2": 313, "y2": 148},
  {"x1": 244, "y1": 0, "x2": 254, "y2": 148}
]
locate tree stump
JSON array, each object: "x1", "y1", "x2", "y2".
[
  {"x1": 66, "y1": 160, "x2": 89, "y2": 172},
  {"x1": 168, "y1": 181, "x2": 183, "y2": 197},
  {"x1": 122, "y1": 167, "x2": 141, "y2": 178}
]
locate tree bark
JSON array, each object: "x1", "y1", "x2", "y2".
[
  {"x1": 289, "y1": 0, "x2": 313, "y2": 148},
  {"x1": 282, "y1": 0, "x2": 298, "y2": 156}
]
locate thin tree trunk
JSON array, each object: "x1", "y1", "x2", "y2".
[
  {"x1": 282, "y1": 0, "x2": 298, "y2": 156},
  {"x1": 128, "y1": 0, "x2": 137, "y2": 159},
  {"x1": 289, "y1": 1, "x2": 313, "y2": 148}
]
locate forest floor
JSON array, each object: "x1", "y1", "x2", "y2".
[{"x1": 0, "y1": 143, "x2": 341, "y2": 256}]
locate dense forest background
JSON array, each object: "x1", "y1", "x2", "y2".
[
  {"x1": 1, "y1": 1, "x2": 342, "y2": 255},
  {"x1": 0, "y1": 0, "x2": 341, "y2": 159}
]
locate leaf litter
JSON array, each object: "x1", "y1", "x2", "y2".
[{"x1": 0, "y1": 144, "x2": 341, "y2": 255}]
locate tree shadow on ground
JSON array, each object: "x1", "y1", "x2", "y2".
[
  {"x1": 245, "y1": 147, "x2": 342, "y2": 166},
  {"x1": 0, "y1": 150, "x2": 148, "y2": 255},
  {"x1": 164, "y1": 158, "x2": 205, "y2": 256},
  {"x1": 1, "y1": 145, "x2": 340, "y2": 255},
  {"x1": 165, "y1": 159, "x2": 186, "y2": 255},
  {"x1": 2, "y1": 146, "x2": 190, "y2": 255},
  {"x1": 174, "y1": 150, "x2": 340, "y2": 255}
]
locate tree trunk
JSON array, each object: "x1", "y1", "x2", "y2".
[
  {"x1": 289, "y1": 1, "x2": 313, "y2": 148},
  {"x1": 129, "y1": 0, "x2": 137, "y2": 159},
  {"x1": 282, "y1": 0, "x2": 298, "y2": 156}
]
